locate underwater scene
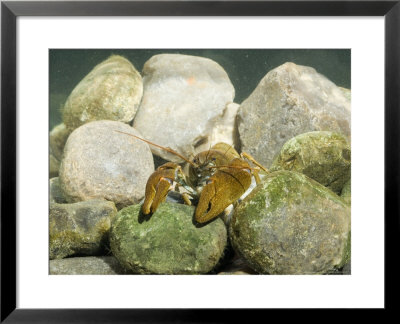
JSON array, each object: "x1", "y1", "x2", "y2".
[{"x1": 49, "y1": 49, "x2": 351, "y2": 275}]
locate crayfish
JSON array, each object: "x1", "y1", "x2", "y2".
[{"x1": 116, "y1": 131, "x2": 268, "y2": 223}]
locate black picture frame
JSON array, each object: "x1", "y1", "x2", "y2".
[{"x1": 1, "y1": 0, "x2": 399, "y2": 321}]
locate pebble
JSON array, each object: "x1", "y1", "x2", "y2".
[
  {"x1": 133, "y1": 54, "x2": 235, "y2": 162},
  {"x1": 59, "y1": 121, "x2": 154, "y2": 209},
  {"x1": 63, "y1": 55, "x2": 143, "y2": 131},
  {"x1": 229, "y1": 170, "x2": 351, "y2": 274},
  {"x1": 270, "y1": 131, "x2": 351, "y2": 194},
  {"x1": 110, "y1": 202, "x2": 227, "y2": 274},
  {"x1": 49, "y1": 199, "x2": 117, "y2": 259},
  {"x1": 238, "y1": 62, "x2": 351, "y2": 167}
]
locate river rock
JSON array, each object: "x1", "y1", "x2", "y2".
[
  {"x1": 49, "y1": 256, "x2": 127, "y2": 275},
  {"x1": 342, "y1": 261, "x2": 351, "y2": 274},
  {"x1": 49, "y1": 123, "x2": 70, "y2": 178},
  {"x1": 63, "y1": 55, "x2": 143, "y2": 131},
  {"x1": 270, "y1": 131, "x2": 351, "y2": 194},
  {"x1": 50, "y1": 92, "x2": 68, "y2": 128},
  {"x1": 50, "y1": 177, "x2": 67, "y2": 203},
  {"x1": 59, "y1": 121, "x2": 154, "y2": 208},
  {"x1": 110, "y1": 202, "x2": 228, "y2": 274},
  {"x1": 50, "y1": 154, "x2": 60, "y2": 178},
  {"x1": 229, "y1": 170, "x2": 351, "y2": 274},
  {"x1": 339, "y1": 87, "x2": 351, "y2": 101},
  {"x1": 238, "y1": 62, "x2": 351, "y2": 167},
  {"x1": 49, "y1": 199, "x2": 117, "y2": 259},
  {"x1": 50, "y1": 123, "x2": 70, "y2": 161},
  {"x1": 133, "y1": 54, "x2": 235, "y2": 162},
  {"x1": 341, "y1": 179, "x2": 351, "y2": 205},
  {"x1": 208, "y1": 102, "x2": 240, "y2": 150}
]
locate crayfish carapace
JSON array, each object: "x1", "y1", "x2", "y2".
[{"x1": 115, "y1": 130, "x2": 269, "y2": 223}]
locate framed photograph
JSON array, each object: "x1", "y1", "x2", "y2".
[{"x1": 1, "y1": 0, "x2": 398, "y2": 321}]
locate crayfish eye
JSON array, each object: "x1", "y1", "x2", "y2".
[{"x1": 211, "y1": 157, "x2": 216, "y2": 161}]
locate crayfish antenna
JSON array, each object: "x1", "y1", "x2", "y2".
[
  {"x1": 240, "y1": 152, "x2": 269, "y2": 173},
  {"x1": 114, "y1": 130, "x2": 196, "y2": 167}
]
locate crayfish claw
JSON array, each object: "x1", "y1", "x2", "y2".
[
  {"x1": 195, "y1": 180, "x2": 217, "y2": 223},
  {"x1": 142, "y1": 168, "x2": 176, "y2": 215}
]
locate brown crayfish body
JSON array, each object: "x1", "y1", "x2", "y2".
[{"x1": 116, "y1": 131, "x2": 267, "y2": 224}]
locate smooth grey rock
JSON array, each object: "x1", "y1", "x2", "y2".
[
  {"x1": 110, "y1": 202, "x2": 228, "y2": 274},
  {"x1": 238, "y1": 62, "x2": 351, "y2": 167},
  {"x1": 270, "y1": 131, "x2": 351, "y2": 194},
  {"x1": 229, "y1": 170, "x2": 351, "y2": 274},
  {"x1": 207, "y1": 102, "x2": 240, "y2": 152},
  {"x1": 133, "y1": 54, "x2": 235, "y2": 162},
  {"x1": 49, "y1": 256, "x2": 128, "y2": 275},
  {"x1": 50, "y1": 177, "x2": 67, "y2": 204},
  {"x1": 59, "y1": 121, "x2": 154, "y2": 209},
  {"x1": 63, "y1": 55, "x2": 143, "y2": 131},
  {"x1": 49, "y1": 199, "x2": 117, "y2": 260}
]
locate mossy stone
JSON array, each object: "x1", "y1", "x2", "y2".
[
  {"x1": 341, "y1": 179, "x2": 351, "y2": 205},
  {"x1": 49, "y1": 199, "x2": 117, "y2": 259},
  {"x1": 50, "y1": 154, "x2": 60, "y2": 178},
  {"x1": 110, "y1": 202, "x2": 227, "y2": 274},
  {"x1": 270, "y1": 131, "x2": 351, "y2": 194},
  {"x1": 229, "y1": 170, "x2": 351, "y2": 274},
  {"x1": 63, "y1": 55, "x2": 143, "y2": 131},
  {"x1": 49, "y1": 177, "x2": 67, "y2": 204}
]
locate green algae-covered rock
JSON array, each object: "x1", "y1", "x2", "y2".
[
  {"x1": 229, "y1": 170, "x2": 351, "y2": 274},
  {"x1": 341, "y1": 179, "x2": 351, "y2": 205},
  {"x1": 63, "y1": 55, "x2": 143, "y2": 131},
  {"x1": 110, "y1": 202, "x2": 227, "y2": 274},
  {"x1": 49, "y1": 199, "x2": 117, "y2": 259},
  {"x1": 50, "y1": 154, "x2": 60, "y2": 178},
  {"x1": 270, "y1": 131, "x2": 351, "y2": 194},
  {"x1": 340, "y1": 231, "x2": 351, "y2": 272},
  {"x1": 49, "y1": 177, "x2": 67, "y2": 204}
]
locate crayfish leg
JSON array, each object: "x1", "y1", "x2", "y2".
[{"x1": 181, "y1": 192, "x2": 192, "y2": 206}]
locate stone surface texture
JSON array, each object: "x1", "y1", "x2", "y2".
[
  {"x1": 50, "y1": 256, "x2": 127, "y2": 275},
  {"x1": 59, "y1": 121, "x2": 154, "y2": 208},
  {"x1": 50, "y1": 123, "x2": 71, "y2": 161},
  {"x1": 63, "y1": 55, "x2": 143, "y2": 131},
  {"x1": 339, "y1": 87, "x2": 351, "y2": 101},
  {"x1": 49, "y1": 199, "x2": 117, "y2": 259},
  {"x1": 270, "y1": 131, "x2": 351, "y2": 194},
  {"x1": 229, "y1": 170, "x2": 351, "y2": 274},
  {"x1": 50, "y1": 154, "x2": 60, "y2": 178},
  {"x1": 238, "y1": 62, "x2": 351, "y2": 167},
  {"x1": 341, "y1": 179, "x2": 351, "y2": 205},
  {"x1": 50, "y1": 177, "x2": 67, "y2": 204},
  {"x1": 133, "y1": 54, "x2": 235, "y2": 162},
  {"x1": 110, "y1": 202, "x2": 227, "y2": 274}
]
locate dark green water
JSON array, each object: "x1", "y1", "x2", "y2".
[{"x1": 49, "y1": 49, "x2": 350, "y2": 130}]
